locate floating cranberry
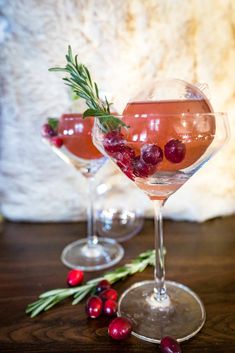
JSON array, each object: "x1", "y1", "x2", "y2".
[
  {"x1": 133, "y1": 156, "x2": 156, "y2": 178},
  {"x1": 41, "y1": 123, "x2": 56, "y2": 138},
  {"x1": 160, "y1": 336, "x2": 182, "y2": 353},
  {"x1": 141, "y1": 144, "x2": 163, "y2": 166},
  {"x1": 108, "y1": 317, "x2": 132, "y2": 340},
  {"x1": 164, "y1": 139, "x2": 186, "y2": 164},
  {"x1": 103, "y1": 131, "x2": 125, "y2": 154},
  {"x1": 96, "y1": 279, "x2": 111, "y2": 294},
  {"x1": 51, "y1": 136, "x2": 63, "y2": 148},
  {"x1": 86, "y1": 296, "x2": 103, "y2": 319},
  {"x1": 66, "y1": 269, "x2": 84, "y2": 287},
  {"x1": 113, "y1": 145, "x2": 135, "y2": 164},
  {"x1": 103, "y1": 299, "x2": 117, "y2": 317},
  {"x1": 99, "y1": 288, "x2": 118, "y2": 302},
  {"x1": 117, "y1": 161, "x2": 134, "y2": 180}
]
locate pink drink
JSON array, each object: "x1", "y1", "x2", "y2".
[{"x1": 120, "y1": 100, "x2": 214, "y2": 200}]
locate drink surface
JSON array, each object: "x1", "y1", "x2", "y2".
[
  {"x1": 58, "y1": 114, "x2": 103, "y2": 160},
  {"x1": 123, "y1": 100, "x2": 215, "y2": 171}
]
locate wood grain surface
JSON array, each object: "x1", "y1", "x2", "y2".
[{"x1": 0, "y1": 217, "x2": 235, "y2": 353}]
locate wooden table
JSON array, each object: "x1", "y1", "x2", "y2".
[{"x1": 0, "y1": 217, "x2": 235, "y2": 352}]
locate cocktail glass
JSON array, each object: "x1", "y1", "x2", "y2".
[
  {"x1": 93, "y1": 104, "x2": 229, "y2": 341},
  {"x1": 42, "y1": 114, "x2": 124, "y2": 271}
]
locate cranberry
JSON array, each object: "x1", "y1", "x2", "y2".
[
  {"x1": 103, "y1": 131, "x2": 125, "y2": 154},
  {"x1": 50, "y1": 136, "x2": 63, "y2": 148},
  {"x1": 164, "y1": 139, "x2": 186, "y2": 163},
  {"x1": 108, "y1": 317, "x2": 132, "y2": 340},
  {"x1": 99, "y1": 288, "x2": 118, "y2": 302},
  {"x1": 160, "y1": 336, "x2": 182, "y2": 353},
  {"x1": 133, "y1": 156, "x2": 156, "y2": 178},
  {"x1": 41, "y1": 123, "x2": 56, "y2": 138},
  {"x1": 66, "y1": 269, "x2": 84, "y2": 287},
  {"x1": 117, "y1": 161, "x2": 134, "y2": 180},
  {"x1": 103, "y1": 299, "x2": 117, "y2": 317},
  {"x1": 96, "y1": 279, "x2": 111, "y2": 294},
  {"x1": 86, "y1": 296, "x2": 103, "y2": 319},
  {"x1": 113, "y1": 145, "x2": 135, "y2": 164},
  {"x1": 141, "y1": 144, "x2": 163, "y2": 166}
]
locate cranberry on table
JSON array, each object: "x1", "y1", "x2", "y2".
[
  {"x1": 108, "y1": 317, "x2": 132, "y2": 340},
  {"x1": 66, "y1": 269, "x2": 84, "y2": 287},
  {"x1": 164, "y1": 139, "x2": 186, "y2": 164},
  {"x1": 141, "y1": 144, "x2": 163, "y2": 166},
  {"x1": 99, "y1": 288, "x2": 118, "y2": 302},
  {"x1": 160, "y1": 336, "x2": 182, "y2": 353},
  {"x1": 103, "y1": 299, "x2": 117, "y2": 317},
  {"x1": 86, "y1": 296, "x2": 103, "y2": 319},
  {"x1": 50, "y1": 136, "x2": 63, "y2": 148},
  {"x1": 96, "y1": 279, "x2": 111, "y2": 294},
  {"x1": 41, "y1": 123, "x2": 56, "y2": 138},
  {"x1": 103, "y1": 131, "x2": 125, "y2": 154}
]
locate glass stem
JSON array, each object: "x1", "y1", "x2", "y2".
[
  {"x1": 87, "y1": 177, "x2": 98, "y2": 247},
  {"x1": 153, "y1": 200, "x2": 168, "y2": 302}
]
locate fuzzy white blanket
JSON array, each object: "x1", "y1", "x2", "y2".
[{"x1": 0, "y1": 0, "x2": 235, "y2": 222}]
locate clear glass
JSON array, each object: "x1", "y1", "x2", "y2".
[
  {"x1": 96, "y1": 183, "x2": 144, "y2": 242},
  {"x1": 43, "y1": 114, "x2": 124, "y2": 271},
  {"x1": 93, "y1": 111, "x2": 229, "y2": 341}
]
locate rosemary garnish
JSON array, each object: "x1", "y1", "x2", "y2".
[
  {"x1": 49, "y1": 46, "x2": 128, "y2": 132},
  {"x1": 26, "y1": 249, "x2": 155, "y2": 318}
]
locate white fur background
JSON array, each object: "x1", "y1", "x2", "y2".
[{"x1": 0, "y1": 0, "x2": 235, "y2": 222}]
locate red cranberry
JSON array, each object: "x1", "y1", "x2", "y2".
[
  {"x1": 141, "y1": 144, "x2": 163, "y2": 165},
  {"x1": 96, "y1": 279, "x2": 111, "y2": 294},
  {"x1": 51, "y1": 136, "x2": 63, "y2": 148},
  {"x1": 133, "y1": 156, "x2": 156, "y2": 178},
  {"x1": 66, "y1": 269, "x2": 84, "y2": 287},
  {"x1": 103, "y1": 299, "x2": 117, "y2": 317},
  {"x1": 41, "y1": 123, "x2": 56, "y2": 138},
  {"x1": 117, "y1": 161, "x2": 134, "y2": 180},
  {"x1": 99, "y1": 288, "x2": 118, "y2": 302},
  {"x1": 103, "y1": 131, "x2": 125, "y2": 154},
  {"x1": 164, "y1": 139, "x2": 186, "y2": 163},
  {"x1": 86, "y1": 296, "x2": 103, "y2": 319},
  {"x1": 108, "y1": 317, "x2": 132, "y2": 340},
  {"x1": 113, "y1": 145, "x2": 135, "y2": 164},
  {"x1": 160, "y1": 336, "x2": 182, "y2": 353}
]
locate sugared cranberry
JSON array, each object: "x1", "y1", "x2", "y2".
[
  {"x1": 160, "y1": 336, "x2": 182, "y2": 353},
  {"x1": 103, "y1": 131, "x2": 125, "y2": 154},
  {"x1": 99, "y1": 288, "x2": 118, "y2": 302},
  {"x1": 86, "y1": 296, "x2": 103, "y2": 319},
  {"x1": 133, "y1": 156, "x2": 156, "y2": 178},
  {"x1": 103, "y1": 299, "x2": 117, "y2": 317},
  {"x1": 51, "y1": 136, "x2": 63, "y2": 148},
  {"x1": 141, "y1": 144, "x2": 163, "y2": 165},
  {"x1": 41, "y1": 123, "x2": 56, "y2": 138},
  {"x1": 96, "y1": 279, "x2": 111, "y2": 294},
  {"x1": 66, "y1": 269, "x2": 84, "y2": 287},
  {"x1": 164, "y1": 139, "x2": 186, "y2": 163},
  {"x1": 108, "y1": 317, "x2": 132, "y2": 340}
]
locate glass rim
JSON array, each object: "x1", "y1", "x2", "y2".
[{"x1": 94, "y1": 112, "x2": 227, "y2": 118}]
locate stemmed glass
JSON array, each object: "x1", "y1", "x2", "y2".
[
  {"x1": 42, "y1": 113, "x2": 124, "y2": 271},
  {"x1": 93, "y1": 84, "x2": 229, "y2": 341}
]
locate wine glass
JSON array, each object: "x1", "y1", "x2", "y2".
[
  {"x1": 93, "y1": 82, "x2": 229, "y2": 342},
  {"x1": 42, "y1": 113, "x2": 124, "y2": 271}
]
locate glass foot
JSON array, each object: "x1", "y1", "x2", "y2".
[
  {"x1": 61, "y1": 237, "x2": 124, "y2": 271},
  {"x1": 118, "y1": 280, "x2": 206, "y2": 343}
]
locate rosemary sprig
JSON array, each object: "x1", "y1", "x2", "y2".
[
  {"x1": 26, "y1": 249, "x2": 155, "y2": 318},
  {"x1": 49, "y1": 46, "x2": 128, "y2": 132}
]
